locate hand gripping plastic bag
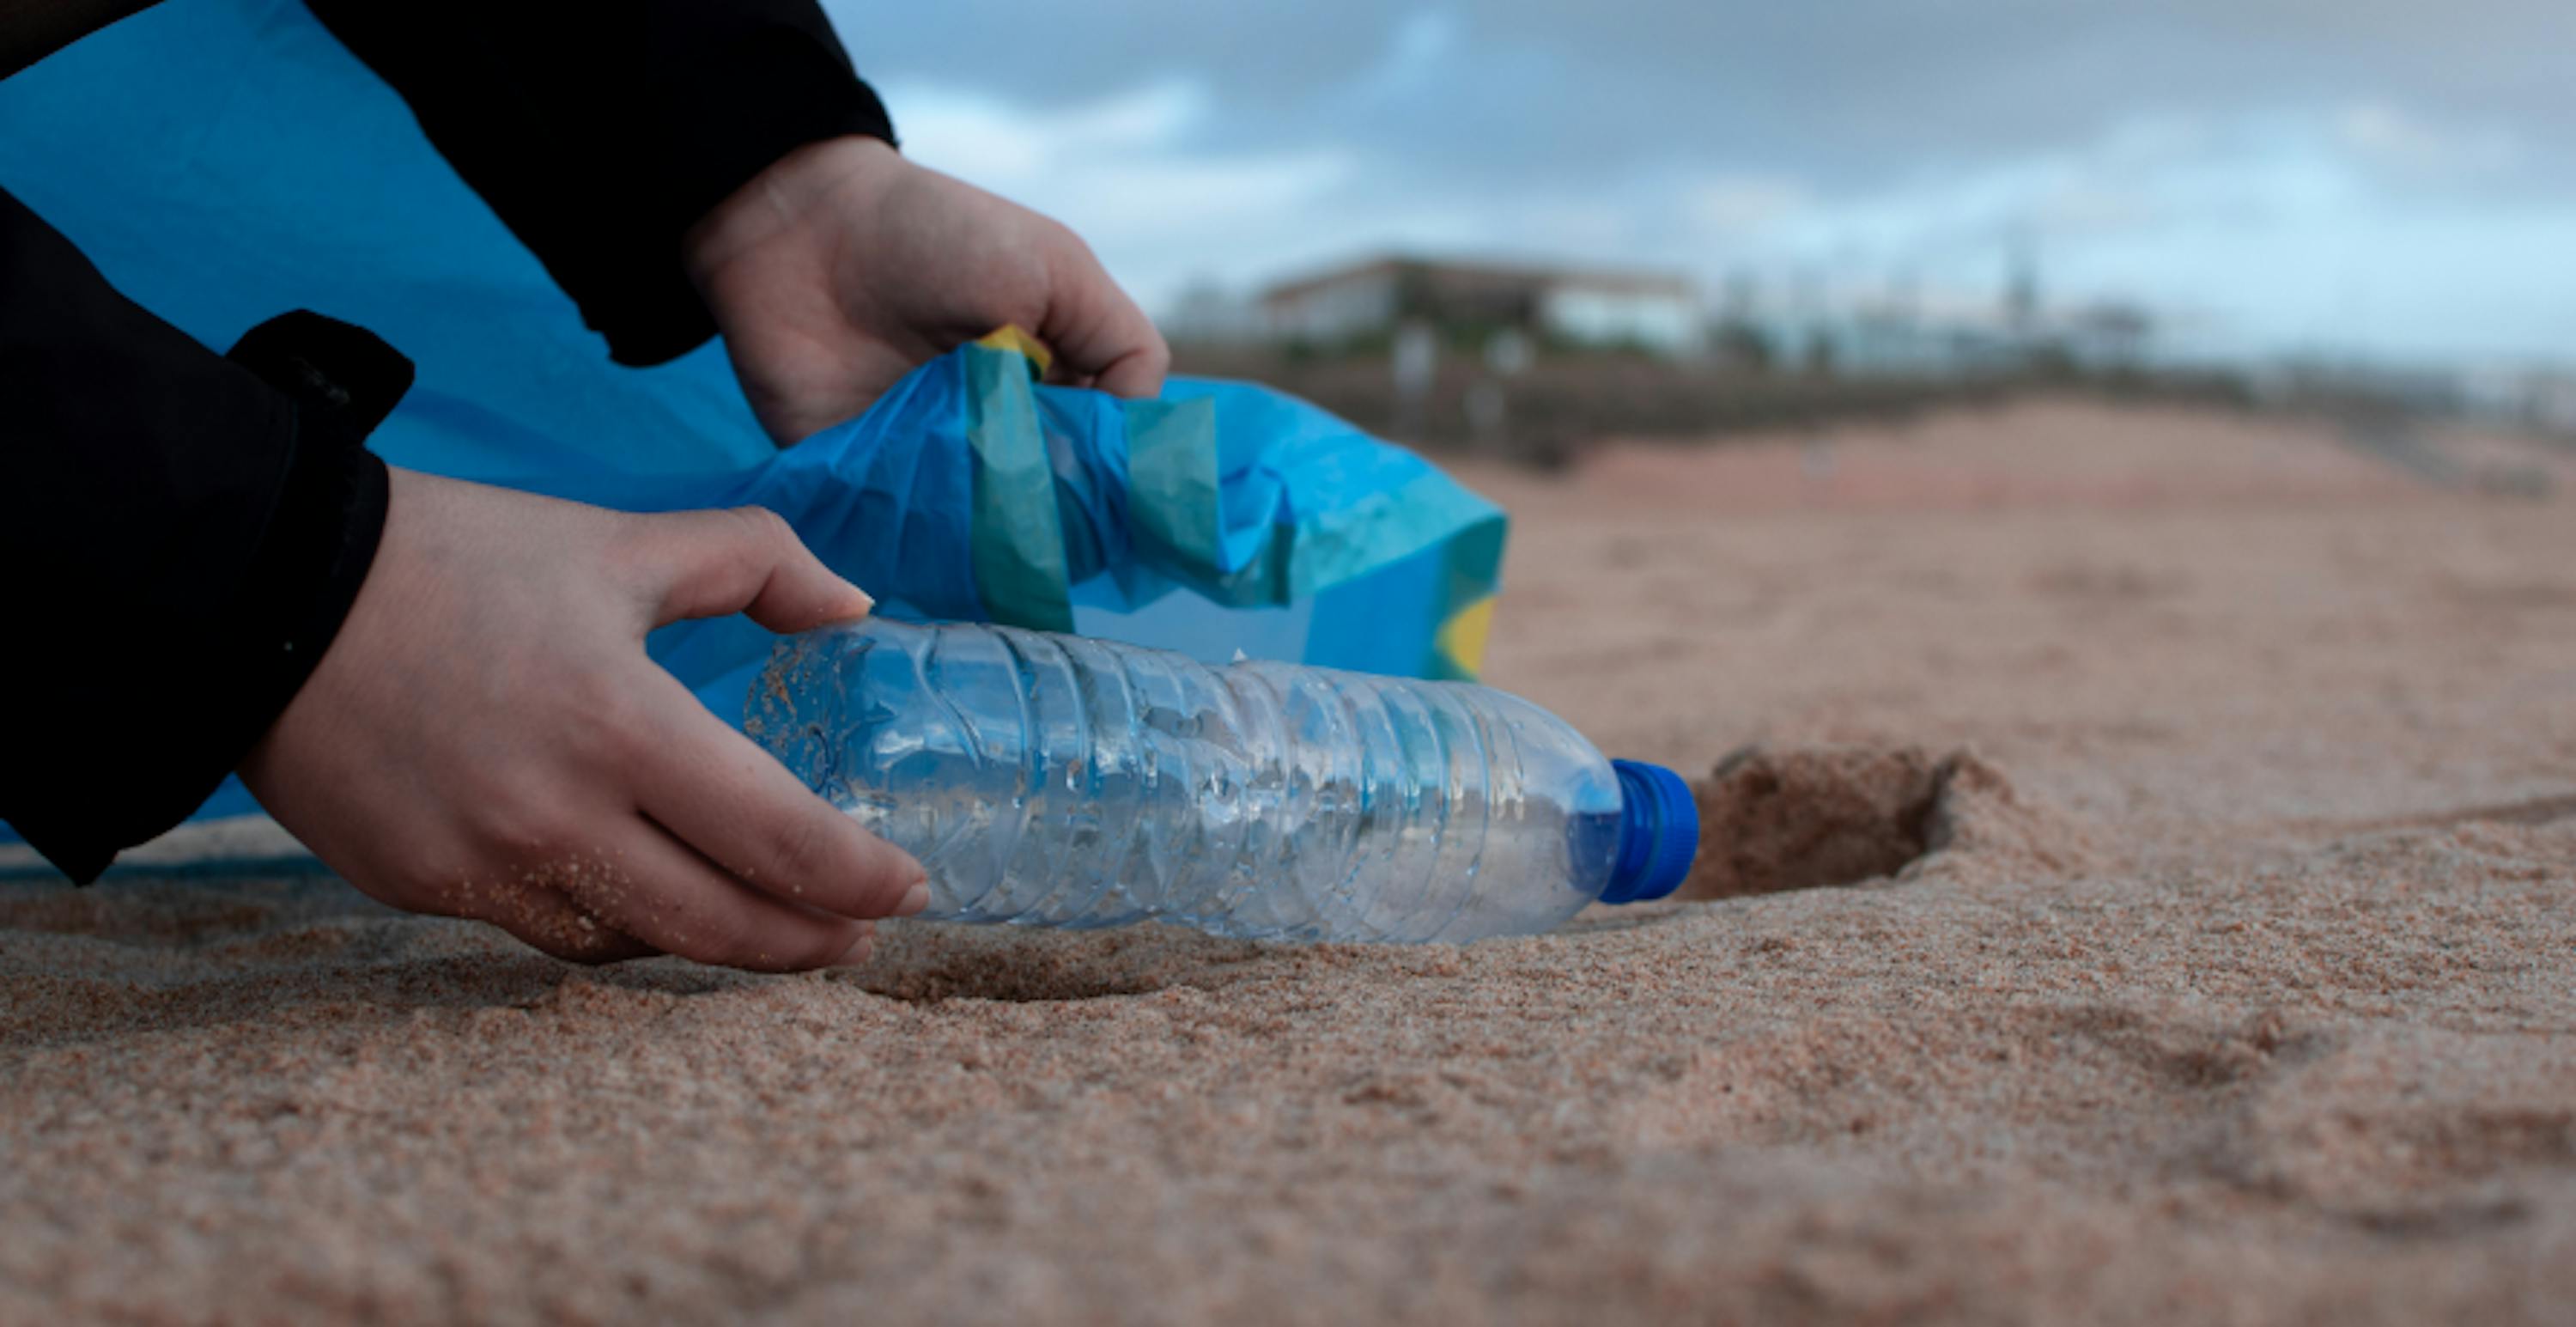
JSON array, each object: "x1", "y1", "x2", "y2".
[{"x1": 483, "y1": 328, "x2": 1509, "y2": 725}]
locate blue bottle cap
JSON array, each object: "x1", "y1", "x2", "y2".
[{"x1": 1603, "y1": 760, "x2": 1700, "y2": 904}]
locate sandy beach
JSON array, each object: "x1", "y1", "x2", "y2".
[{"x1": 5, "y1": 397, "x2": 2573, "y2": 1324}]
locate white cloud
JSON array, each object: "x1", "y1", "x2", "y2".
[
  {"x1": 1735, "y1": 107, "x2": 2574, "y2": 362},
  {"x1": 1686, "y1": 178, "x2": 1809, "y2": 234},
  {"x1": 884, "y1": 79, "x2": 1208, "y2": 186},
  {"x1": 2334, "y1": 103, "x2": 2522, "y2": 184},
  {"x1": 881, "y1": 76, "x2": 1357, "y2": 289},
  {"x1": 1372, "y1": 10, "x2": 1461, "y2": 94},
  {"x1": 875, "y1": 70, "x2": 2576, "y2": 365}
]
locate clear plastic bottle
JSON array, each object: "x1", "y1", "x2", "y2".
[{"x1": 747, "y1": 619, "x2": 1698, "y2": 942}]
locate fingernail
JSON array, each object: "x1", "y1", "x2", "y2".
[
  {"x1": 896, "y1": 880, "x2": 931, "y2": 917},
  {"x1": 831, "y1": 931, "x2": 876, "y2": 968},
  {"x1": 848, "y1": 584, "x2": 875, "y2": 614}
]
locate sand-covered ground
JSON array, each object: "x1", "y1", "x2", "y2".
[{"x1": 6, "y1": 399, "x2": 2574, "y2": 1324}]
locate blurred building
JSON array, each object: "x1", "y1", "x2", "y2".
[
  {"x1": 1260, "y1": 256, "x2": 1703, "y2": 356},
  {"x1": 1759, "y1": 295, "x2": 2158, "y2": 379},
  {"x1": 1162, "y1": 276, "x2": 1267, "y2": 344},
  {"x1": 2460, "y1": 366, "x2": 2576, "y2": 435}
]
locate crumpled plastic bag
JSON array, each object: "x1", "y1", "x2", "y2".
[{"x1": 504, "y1": 330, "x2": 1509, "y2": 727}]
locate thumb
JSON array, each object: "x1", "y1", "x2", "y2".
[
  {"x1": 632, "y1": 506, "x2": 873, "y2": 631},
  {"x1": 1040, "y1": 240, "x2": 1171, "y2": 400}
]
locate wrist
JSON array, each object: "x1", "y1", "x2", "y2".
[{"x1": 684, "y1": 135, "x2": 903, "y2": 297}]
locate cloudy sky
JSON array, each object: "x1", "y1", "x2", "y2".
[{"x1": 825, "y1": 1, "x2": 2576, "y2": 368}]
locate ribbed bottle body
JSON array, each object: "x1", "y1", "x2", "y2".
[{"x1": 750, "y1": 619, "x2": 1626, "y2": 942}]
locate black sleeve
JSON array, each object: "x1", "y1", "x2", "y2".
[
  {"x1": 0, "y1": 186, "x2": 407, "y2": 882},
  {"x1": 303, "y1": 0, "x2": 897, "y2": 368}
]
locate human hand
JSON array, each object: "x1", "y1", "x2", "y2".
[
  {"x1": 685, "y1": 135, "x2": 1170, "y2": 445},
  {"x1": 240, "y1": 468, "x2": 927, "y2": 969}
]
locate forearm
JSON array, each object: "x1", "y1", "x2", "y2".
[
  {"x1": 0, "y1": 0, "x2": 159, "y2": 79},
  {"x1": 302, "y1": 0, "x2": 896, "y2": 367},
  {"x1": 0, "y1": 187, "x2": 405, "y2": 879}
]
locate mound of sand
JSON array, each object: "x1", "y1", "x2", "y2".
[{"x1": 1683, "y1": 745, "x2": 2100, "y2": 899}]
